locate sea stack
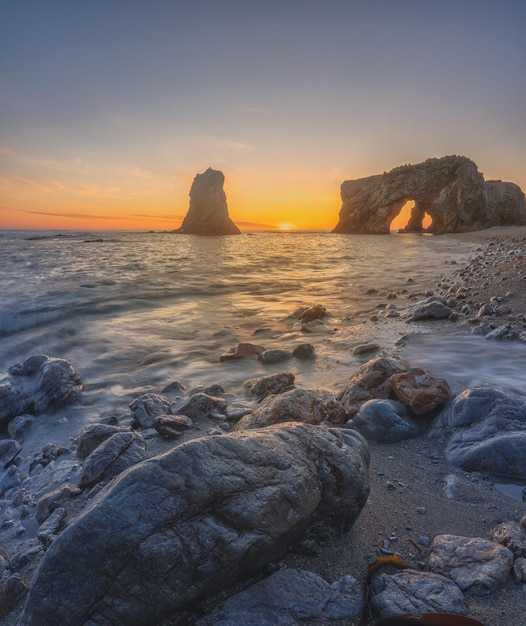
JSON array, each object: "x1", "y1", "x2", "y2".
[
  {"x1": 332, "y1": 155, "x2": 526, "y2": 235},
  {"x1": 175, "y1": 167, "x2": 241, "y2": 236}
]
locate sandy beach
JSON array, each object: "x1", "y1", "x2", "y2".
[{"x1": 283, "y1": 226, "x2": 526, "y2": 626}]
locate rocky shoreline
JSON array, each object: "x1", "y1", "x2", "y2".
[{"x1": 1, "y1": 227, "x2": 526, "y2": 625}]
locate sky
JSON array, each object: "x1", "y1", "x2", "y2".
[{"x1": 1, "y1": 0, "x2": 525, "y2": 231}]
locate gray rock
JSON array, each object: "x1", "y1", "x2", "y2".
[
  {"x1": 369, "y1": 569, "x2": 467, "y2": 618},
  {"x1": 20, "y1": 423, "x2": 370, "y2": 626},
  {"x1": 337, "y1": 357, "x2": 406, "y2": 419},
  {"x1": 292, "y1": 343, "x2": 316, "y2": 360},
  {"x1": 197, "y1": 568, "x2": 364, "y2": 625},
  {"x1": 243, "y1": 372, "x2": 295, "y2": 401},
  {"x1": 153, "y1": 414, "x2": 193, "y2": 439},
  {"x1": 7, "y1": 413, "x2": 34, "y2": 438},
  {"x1": 174, "y1": 167, "x2": 241, "y2": 236},
  {"x1": 78, "y1": 432, "x2": 147, "y2": 489},
  {"x1": 490, "y1": 521, "x2": 526, "y2": 558},
  {"x1": 0, "y1": 355, "x2": 82, "y2": 427},
  {"x1": 350, "y1": 399, "x2": 419, "y2": 443},
  {"x1": 513, "y1": 557, "x2": 526, "y2": 583},
  {"x1": 129, "y1": 392, "x2": 171, "y2": 429},
  {"x1": 428, "y1": 534, "x2": 513, "y2": 594},
  {"x1": 233, "y1": 388, "x2": 345, "y2": 431},
  {"x1": 37, "y1": 507, "x2": 67, "y2": 547},
  {"x1": 178, "y1": 392, "x2": 227, "y2": 419},
  {"x1": 0, "y1": 573, "x2": 28, "y2": 619},
  {"x1": 0, "y1": 439, "x2": 21, "y2": 468},
  {"x1": 35, "y1": 483, "x2": 82, "y2": 524},
  {"x1": 0, "y1": 465, "x2": 21, "y2": 498},
  {"x1": 410, "y1": 301, "x2": 453, "y2": 321},
  {"x1": 259, "y1": 349, "x2": 292, "y2": 364},
  {"x1": 75, "y1": 423, "x2": 128, "y2": 459},
  {"x1": 431, "y1": 387, "x2": 526, "y2": 477},
  {"x1": 484, "y1": 322, "x2": 520, "y2": 341}
]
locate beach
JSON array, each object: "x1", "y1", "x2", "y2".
[{"x1": 1, "y1": 226, "x2": 526, "y2": 625}]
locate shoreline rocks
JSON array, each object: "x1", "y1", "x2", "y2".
[{"x1": 20, "y1": 423, "x2": 370, "y2": 625}]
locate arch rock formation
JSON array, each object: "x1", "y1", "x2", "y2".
[{"x1": 332, "y1": 155, "x2": 526, "y2": 234}]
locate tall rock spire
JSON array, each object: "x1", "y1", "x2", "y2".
[{"x1": 175, "y1": 167, "x2": 241, "y2": 235}]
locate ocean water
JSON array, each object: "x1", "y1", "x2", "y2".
[{"x1": 1, "y1": 229, "x2": 525, "y2": 457}]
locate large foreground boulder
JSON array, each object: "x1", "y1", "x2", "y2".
[
  {"x1": 174, "y1": 167, "x2": 241, "y2": 236},
  {"x1": 21, "y1": 423, "x2": 370, "y2": 626},
  {"x1": 430, "y1": 387, "x2": 526, "y2": 478},
  {"x1": 0, "y1": 355, "x2": 82, "y2": 428},
  {"x1": 332, "y1": 155, "x2": 526, "y2": 234}
]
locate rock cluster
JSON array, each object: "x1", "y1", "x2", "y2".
[
  {"x1": 21, "y1": 423, "x2": 370, "y2": 625},
  {"x1": 332, "y1": 155, "x2": 526, "y2": 234},
  {"x1": 174, "y1": 167, "x2": 241, "y2": 236}
]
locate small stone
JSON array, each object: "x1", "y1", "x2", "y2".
[
  {"x1": 417, "y1": 507, "x2": 426, "y2": 514},
  {"x1": 259, "y1": 349, "x2": 292, "y2": 364},
  {"x1": 298, "y1": 305, "x2": 326, "y2": 322},
  {"x1": 292, "y1": 343, "x2": 316, "y2": 360},
  {"x1": 219, "y1": 343, "x2": 265, "y2": 362}
]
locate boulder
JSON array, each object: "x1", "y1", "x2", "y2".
[
  {"x1": 337, "y1": 357, "x2": 406, "y2": 419},
  {"x1": 197, "y1": 568, "x2": 364, "y2": 625},
  {"x1": 332, "y1": 155, "x2": 526, "y2": 235},
  {"x1": 428, "y1": 534, "x2": 513, "y2": 594},
  {"x1": 177, "y1": 392, "x2": 227, "y2": 420},
  {"x1": 20, "y1": 423, "x2": 370, "y2": 626},
  {"x1": 409, "y1": 301, "x2": 453, "y2": 322},
  {"x1": 220, "y1": 342, "x2": 266, "y2": 361},
  {"x1": 350, "y1": 399, "x2": 419, "y2": 443},
  {"x1": 75, "y1": 423, "x2": 129, "y2": 459},
  {"x1": 129, "y1": 393, "x2": 171, "y2": 429},
  {"x1": 78, "y1": 432, "x2": 147, "y2": 489},
  {"x1": 369, "y1": 569, "x2": 467, "y2": 618},
  {"x1": 430, "y1": 387, "x2": 526, "y2": 478},
  {"x1": 232, "y1": 388, "x2": 346, "y2": 431},
  {"x1": 243, "y1": 372, "x2": 295, "y2": 401},
  {"x1": 390, "y1": 368, "x2": 452, "y2": 415},
  {"x1": 292, "y1": 343, "x2": 316, "y2": 360},
  {"x1": 490, "y1": 521, "x2": 526, "y2": 559},
  {"x1": 174, "y1": 167, "x2": 241, "y2": 236},
  {"x1": 258, "y1": 348, "x2": 292, "y2": 364},
  {"x1": 153, "y1": 414, "x2": 193, "y2": 439},
  {"x1": 0, "y1": 355, "x2": 82, "y2": 427}
]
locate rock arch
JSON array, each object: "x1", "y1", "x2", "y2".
[{"x1": 332, "y1": 156, "x2": 526, "y2": 235}]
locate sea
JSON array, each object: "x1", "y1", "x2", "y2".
[{"x1": 2, "y1": 229, "x2": 526, "y2": 462}]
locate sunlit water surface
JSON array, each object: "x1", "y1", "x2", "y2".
[{"x1": 1, "y1": 229, "x2": 525, "y2": 459}]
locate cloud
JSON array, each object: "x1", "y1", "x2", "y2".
[
  {"x1": 6, "y1": 207, "x2": 183, "y2": 223},
  {"x1": 214, "y1": 140, "x2": 253, "y2": 152},
  {"x1": 235, "y1": 220, "x2": 276, "y2": 229}
]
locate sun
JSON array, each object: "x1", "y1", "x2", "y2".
[{"x1": 276, "y1": 222, "x2": 296, "y2": 231}]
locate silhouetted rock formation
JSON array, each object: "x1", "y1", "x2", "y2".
[
  {"x1": 332, "y1": 156, "x2": 526, "y2": 234},
  {"x1": 175, "y1": 167, "x2": 241, "y2": 235}
]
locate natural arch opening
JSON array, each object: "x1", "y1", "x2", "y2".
[{"x1": 390, "y1": 200, "x2": 432, "y2": 232}]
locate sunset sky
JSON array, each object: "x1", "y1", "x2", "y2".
[{"x1": 1, "y1": 0, "x2": 525, "y2": 231}]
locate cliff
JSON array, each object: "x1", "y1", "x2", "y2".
[{"x1": 332, "y1": 156, "x2": 526, "y2": 234}]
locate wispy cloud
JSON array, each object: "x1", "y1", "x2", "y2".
[
  {"x1": 7, "y1": 207, "x2": 182, "y2": 222},
  {"x1": 235, "y1": 220, "x2": 276, "y2": 229}
]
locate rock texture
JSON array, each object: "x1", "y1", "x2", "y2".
[
  {"x1": 174, "y1": 167, "x2": 241, "y2": 236},
  {"x1": 332, "y1": 156, "x2": 526, "y2": 234},
  {"x1": 197, "y1": 568, "x2": 364, "y2": 625},
  {"x1": 430, "y1": 387, "x2": 526, "y2": 478},
  {"x1": 368, "y1": 569, "x2": 468, "y2": 618},
  {"x1": 0, "y1": 355, "x2": 83, "y2": 428},
  {"x1": 21, "y1": 423, "x2": 370, "y2": 626}
]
